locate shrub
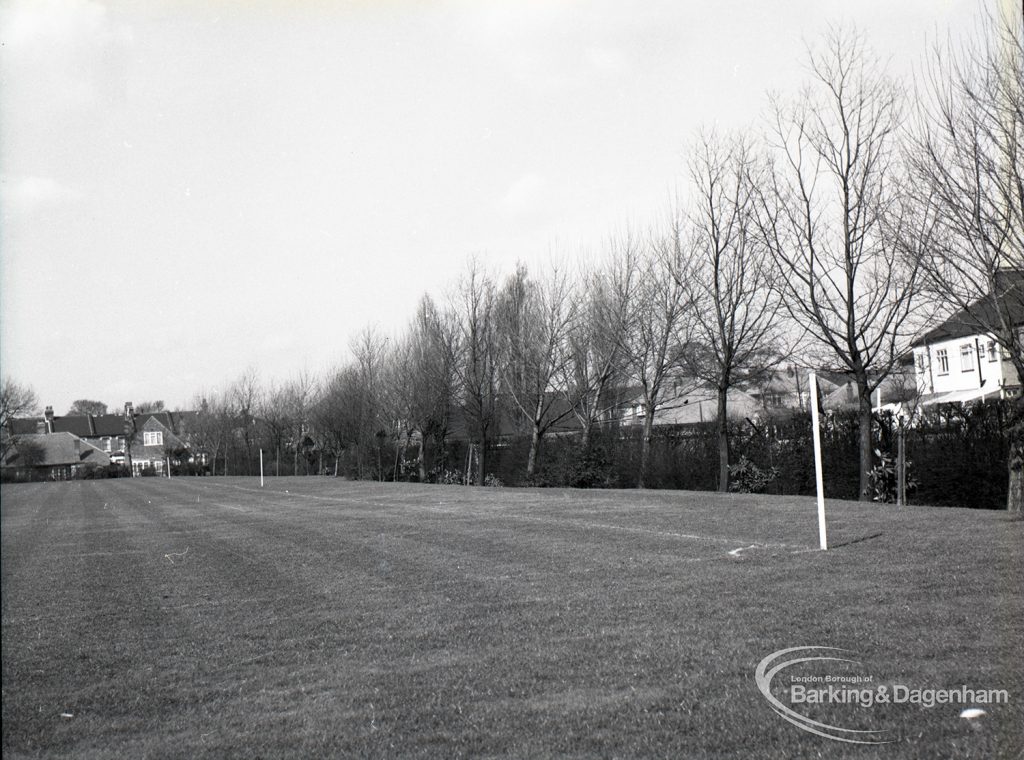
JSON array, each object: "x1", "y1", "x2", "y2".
[
  {"x1": 728, "y1": 456, "x2": 779, "y2": 494},
  {"x1": 867, "y1": 448, "x2": 917, "y2": 504}
]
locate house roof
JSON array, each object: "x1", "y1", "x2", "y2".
[
  {"x1": 822, "y1": 371, "x2": 916, "y2": 410},
  {"x1": 914, "y1": 273, "x2": 1024, "y2": 346},
  {"x1": 7, "y1": 418, "x2": 43, "y2": 436},
  {"x1": 27, "y1": 410, "x2": 200, "y2": 439},
  {"x1": 652, "y1": 387, "x2": 762, "y2": 425},
  {"x1": 47, "y1": 414, "x2": 127, "y2": 437},
  {"x1": 743, "y1": 367, "x2": 841, "y2": 398},
  {"x1": 3, "y1": 432, "x2": 111, "y2": 468}
]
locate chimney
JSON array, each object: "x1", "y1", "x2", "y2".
[
  {"x1": 124, "y1": 402, "x2": 136, "y2": 437},
  {"x1": 44, "y1": 406, "x2": 54, "y2": 434}
]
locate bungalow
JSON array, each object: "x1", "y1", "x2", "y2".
[{"x1": 2, "y1": 432, "x2": 110, "y2": 481}]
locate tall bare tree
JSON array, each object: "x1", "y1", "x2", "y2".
[
  {"x1": 398, "y1": 295, "x2": 457, "y2": 480},
  {"x1": 759, "y1": 27, "x2": 918, "y2": 499},
  {"x1": 907, "y1": 7, "x2": 1024, "y2": 511},
  {"x1": 495, "y1": 261, "x2": 576, "y2": 479},
  {"x1": 1, "y1": 377, "x2": 38, "y2": 460},
  {"x1": 229, "y1": 369, "x2": 262, "y2": 475},
  {"x1": 259, "y1": 371, "x2": 318, "y2": 476},
  {"x1": 558, "y1": 262, "x2": 625, "y2": 449},
  {"x1": 188, "y1": 391, "x2": 235, "y2": 475},
  {"x1": 350, "y1": 326, "x2": 389, "y2": 480},
  {"x1": 445, "y1": 257, "x2": 500, "y2": 485},
  {"x1": 610, "y1": 229, "x2": 693, "y2": 488},
  {"x1": 684, "y1": 132, "x2": 787, "y2": 491},
  {"x1": 314, "y1": 364, "x2": 364, "y2": 476}
]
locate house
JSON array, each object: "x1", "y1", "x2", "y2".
[
  {"x1": 744, "y1": 366, "x2": 841, "y2": 412},
  {"x1": 7, "y1": 403, "x2": 197, "y2": 476},
  {"x1": 2, "y1": 432, "x2": 110, "y2": 481},
  {"x1": 911, "y1": 286, "x2": 1024, "y2": 405},
  {"x1": 821, "y1": 355, "x2": 918, "y2": 412},
  {"x1": 605, "y1": 377, "x2": 764, "y2": 428}
]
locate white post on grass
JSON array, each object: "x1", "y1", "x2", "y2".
[
  {"x1": 809, "y1": 372, "x2": 828, "y2": 551},
  {"x1": 259, "y1": 448, "x2": 265, "y2": 487},
  {"x1": 166, "y1": 457, "x2": 171, "y2": 479}
]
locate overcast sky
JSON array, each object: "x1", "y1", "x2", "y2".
[{"x1": 0, "y1": 0, "x2": 983, "y2": 414}]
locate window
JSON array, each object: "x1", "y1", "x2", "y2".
[
  {"x1": 102, "y1": 437, "x2": 112, "y2": 452},
  {"x1": 914, "y1": 352, "x2": 926, "y2": 374},
  {"x1": 960, "y1": 343, "x2": 974, "y2": 372},
  {"x1": 988, "y1": 341, "x2": 999, "y2": 362},
  {"x1": 143, "y1": 431, "x2": 163, "y2": 447},
  {"x1": 936, "y1": 348, "x2": 949, "y2": 375}
]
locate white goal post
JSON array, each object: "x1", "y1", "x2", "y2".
[{"x1": 809, "y1": 373, "x2": 828, "y2": 551}]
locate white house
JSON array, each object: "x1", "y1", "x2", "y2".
[{"x1": 912, "y1": 296, "x2": 1022, "y2": 405}]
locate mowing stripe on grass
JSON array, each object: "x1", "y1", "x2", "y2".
[{"x1": 186, "y1": 480, "x2": 807, "y2": 555}]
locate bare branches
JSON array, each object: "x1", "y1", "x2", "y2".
[
  {"x1": 683, "y1": 131, "x2": 787, "y2": 489},
  {"x1": 759, "y1": 26, "x2": 917, "y2": 498},
  {"x1": 907, "y1": 7, "x2": 1024, "y2": 374},
  {"x1": 1, "y1": 378, "x2": 39, "y2": 460}
]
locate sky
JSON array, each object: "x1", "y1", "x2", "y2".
[{"x1": 0, "y1": 0, "x2": 986, "y2": 415}]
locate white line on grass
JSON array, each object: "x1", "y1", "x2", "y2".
[{"x1": 190, "y1": 482, "x2": 807, "y2": 553}]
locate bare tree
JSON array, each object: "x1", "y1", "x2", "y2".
[
  {"x1": 609, "y1": 228, "x2": 693, "y2": 488},
  {"x1": 350, "y1": 326, "x2": 389, "y2": 480},
  {"x1": 907, "y1": 7, "x2": 1024, "y2": 511},
  {"x1": 445, "y1": 257, "x2": 500, "y2": 485},
  {"x1": 228, "y1": 370, "x2": 262, "y2": 475},
  {"x1": 313, "y1": 364, "x2": 364, "y2": 476},
  {"x1": 1, "y1": 377, "x2": 38, "y2": 460},
  {"x1": 188, "y1": 392, "x2": 234, "y2": 475},
  {"x1": 385, "y1": 295, "x2": 456, "y2": 481},
  {"x1": 258, "y1": 373, "x2": 317, "y2": 476},
  {"x1": 759, "y1": 27, "x2": 918, "y2": 499},
  {"x1": 495, "y1": 261, "x2": 576, "y2": 479},
  {"x1": 684, "y1": 132, "x2": 787, "y2": 491},
  {"x1": 558, "y1": 262, "x2": 626, "y2": 449}
]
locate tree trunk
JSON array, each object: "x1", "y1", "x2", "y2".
[
  {"x1": 717, "y1": 386, "x2": 730, "y2": 492},
  {"x1": 1009, "y1": 438, "x2": 1023, "y2": 514},
  {"x1": 858, "y1": 390, "x2": 874, "y2": 500},
  {"x1": 417, "y1": 434, "x2": 427, "y2": 482},
  {"x1": 526, "y1": 424, "x2": 542, "y2": 479},
  {"x1": 639, "y1": 411, "x2": 654, "y2": 489},
  {"x1": 476, "y1": 433, "x2": 487, "y2": 485}
]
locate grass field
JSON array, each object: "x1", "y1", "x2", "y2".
[{"x1": 2, "y1": 478, "x2": 1022, "y2": 758}]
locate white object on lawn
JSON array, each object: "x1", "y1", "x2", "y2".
[
  {"x1": 809, "y1": 372, "x2": 828, "y2": 551},
  {"x1": 960, "y1": 708, "x2": 986, "y2": 719}
]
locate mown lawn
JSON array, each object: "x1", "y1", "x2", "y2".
[{"x1": 2, "y1": 478, "x2": 1021, "y2": 758}]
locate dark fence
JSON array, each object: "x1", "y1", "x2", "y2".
[{"x1": 424, "y1": 402, "x2": 1012, "y2": 510}]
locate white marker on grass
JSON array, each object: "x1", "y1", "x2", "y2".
[
  {"x1": 809, "y1": 372, "x2": 828, "y2": 551},
  {"x1": 260, "y1": 448, "x2": 265, "y2": 488}
]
